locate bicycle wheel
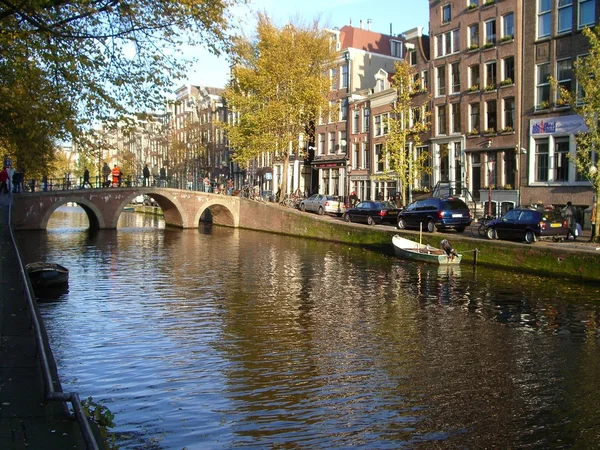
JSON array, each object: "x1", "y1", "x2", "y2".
[{"x1": 477, "y1": 222, "x2": 488, "y2": 238}]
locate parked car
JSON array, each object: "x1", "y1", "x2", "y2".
[
  {"x1": 343, "y1": 201, "x2": 401, "y2": 226},
  {"x1": 397, "y1": 197, "x2": 472, "y2": 233},
  {"x1": 299, "y1": 194, "x2": 344, "y2": 216},
  {"x1": 130, "y1": 194, "x2": 145, "y2": 205},
  {"x1": 485, "y1": 208, "x2": 568, "y2": 243}
]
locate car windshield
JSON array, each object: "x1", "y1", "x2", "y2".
[
  {"x1": 325, "y1": 196, "x2": 338, "y2": 201},
  {"x1": 380, "y1": 201, "x2": 395, "y2": 208},
  {"x1": 441, "y1": 199, "x2": 468, "y2": 211}
]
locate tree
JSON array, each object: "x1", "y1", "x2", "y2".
[
  {"x1": 222, "y1": 14, "x2": 337, "y2": 202},
  {"x1": 0, "y1": 0, "x2": 242, "y2": 173},
  {"x1": 382, "y1": 60, "x2": 431, "y2": 206},
  {"x1": 551, "y1": 26, "x2": 600, "y2": 242}
]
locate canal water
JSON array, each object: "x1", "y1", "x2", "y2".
[{"x1": 16, "y1": 205, "x2": 600, "y2": 449}]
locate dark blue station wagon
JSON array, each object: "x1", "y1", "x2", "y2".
[{"x1": 397, "y1": 197, "x2": 472, "y2": 233}]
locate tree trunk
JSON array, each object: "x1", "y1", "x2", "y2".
[
  {"x1": 279, "y1": 153, "x2": 290, "y2": 203},
  {"x1": 594, "y1": 186, "x2": 600, "y2": 242}
]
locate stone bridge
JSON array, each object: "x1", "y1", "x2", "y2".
[{"x1": 10, "y1": 187, "x2": 241, "y2": 230}]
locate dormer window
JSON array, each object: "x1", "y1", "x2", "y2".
[
  {"x1": 442, "y1": 4, "x2": 452, "y2": 23},
  {"x1": 377, "y1": 78, "x2": 385, "y2": 92},
  {"x1": 391, "y1": 40, "x2": 403, "y2": 58}
]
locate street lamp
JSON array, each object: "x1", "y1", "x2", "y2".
[{"x1": 487, "y1": 159, "x2": 495, "y2": 217}]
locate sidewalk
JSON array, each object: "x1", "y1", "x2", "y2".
[{"x1": 0, "y1": 194, "x2": 87, "y2": 449}]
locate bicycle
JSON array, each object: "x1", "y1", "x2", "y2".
[{"x1": 471, "y1": 215, "x2": 495, "y2": 238}]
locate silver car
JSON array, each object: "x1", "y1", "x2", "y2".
[{"x1": 299, "y1": 194, "x2": 344, "y2": 216}]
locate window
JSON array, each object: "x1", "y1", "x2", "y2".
[
  {"x1": 339, "y1": 130, "x2": 346, "y2": 153},
  {"x1": 451, "y1": 103, "x2": 461, "y2": 133},
  {"x1": 538, "y1": 0, "x2": 552, "y2": 38},
  {"x1": 329, "y1": 132, "x2": 336, "y2": 153},
  {"x1": 409, "y1": 50, "x2": 417, "y2": 65},
  {"x1": 375, "y1": 115, "x2": 382, "y2": 136},
  {"x1": 442, "y1": 4, "x2": 451, "y2": 23},
  {"x1": 363, "y1": 143, "x2": 370, "y2": 170},
  {"x1": 319, "y1": 133, "x2": 325, "y2": 155},
  {"x1": 437, "y1": 65, "x2": 446, "y2": 96},
  {"x1": 535, "y1": 140, "x2": 549, "y2": 182},
  {"x1": 486, "y1": 100, "x2": 497, "y2": 131},
  {"x1": 363, "y1": 108, "x2": 370, "y2": 132},
  {"x1": 485, "y1": 19, "x2": 496, "y2": 45},
  {"x1": 469, "y1": 24, "x2": 479, "y2": 48},
  {"x1": 391, "y1": 40, "x2": 403, "y2": 58},
  {"x1": 340, "y1": 98, "x2": 348, "y2": 121},
  {"x1": 557, "y1": 59, "x2": 573, "y2": 104},
  {"x1": 470, "y1": 64, "x2": 480, "y2": 88},
  {"x1": 422, "y1": 70, "x2": 429, "y2": 91},
  {"x1": 353, "y1": 109, "x2": 360, "y2": 133},
  {"x1": 438, "y1": 104, "x2": 447, "y2": 134},
  {"x1": 331, "y1": 68, "x2": 338, "y2": 90},
  {"x1": 579, "y1": 0, "x2": 595, "y2": 28},
  {"x1": 436, "y1": 29, "x2": 460, "y2": 56},
  {"x1": 537, "y1": 62, "x2": 551, "y2": 107},
  {"x1": 503, "y1": 56, "x2": 515, "y2": 83},
  {"x1": 555, "y1": 138, "x2": 570, "y2": 181},
  {"x1": 341, "y1": 64, "x2": 349, "y2": 89},
  {"x1": 486, "y1": 61, "x2": 497, "y2": 89},
  {"x1": 451, "y1": 62, "x2": 460, "y2": 93},
  {"x1": 352, "y1": 143, "x2": 359, "y2": 169},
  {"x1": 375, "y1": 143, "x2": 385, "y2": 172},
  {"x1": 503, "y1": 13, "x2": 514, "y2": 38},
  {"x1": 558, "y1": 0, "x2": 573, "y2": 33},
  {"x1": 412, "y1": 107, "x2": 422, "y2": 126},
  {"x1": 377, "y1": 78, "x2": 385, "y2": 92},
  {"x1": 470, "y1": 103, "x2": 480, "y2": 132},
  {"x1": 503, "y1": 97, "x2": 515, "y2": 129}
]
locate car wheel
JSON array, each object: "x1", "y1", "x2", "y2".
[
  {"x1": 397, "y1": 218, "x2": 407, "y2": 229},
  {"x1": 486, "y1": 227, "x2": 496, "y2": 240},
  {"x1": 300, "y1": 203, "x2": 306, "y2": 212},
  {"x1": 318, "y1": 206, "x2": 324, "y2": 215},
  {"x1": 455, "y1": 226, "x2": 465, "y2": 233},
  {"x1": 367, "y1": 216, "x2": 374, "y2": 225},
  {"x1": 426, "y1": 219, "x2": 435, "y2": 233},
  {"x1": 524, "y1": 230, "x2": 536, "y2": 244},
  {"x1": 344, "y1": 213, "x2": 351, "y2": 223}
]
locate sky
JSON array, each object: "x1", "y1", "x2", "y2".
[{"x1": 182, "y1": 0, "x2": 430, "y2": 89}]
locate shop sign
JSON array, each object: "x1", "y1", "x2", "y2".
[
  {"x1": 350, "y1": 175, "x2": 369, "y2": 181},
  {"x1": 265, "y1": 173, "x2": 273, "y2": 180},
  {"x1": 313, "y1": 162, "x2": 346, "y2": 168},
  {"x1": 530, "y1": 114, "x2": 588, "y2": 136}
]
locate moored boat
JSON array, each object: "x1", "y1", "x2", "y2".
[
  {"x1": 25, "y1": 262, "x2": 69, "y2": 289},
  {"x1": 392, "y1": 235, "x2": 462, "y2": 265}
]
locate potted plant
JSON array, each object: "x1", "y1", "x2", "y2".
[
  {"x1": 467, "y1": 2, "x2": 478, "y2": 11},
  {"x1": 500, "y1": 126, "x2": 514, "y2": 133},
  {"x1": 468, "y1": 43, "x2": 480, "y2": 51},
  {"x1": 483, "y1": 42, "x2": 495, "y2": 49},
  {"x1": 468, "y1": 84, "x2": 480, "y2": 92},
  {"x1": 537, "y1": 100, "x2": 550, "y2": 110},
  {"x1": 483, "y1": 128, "x2": 496, "y2": 135},
  {"x1": 467, "y1": 129, "x2": 480, "y2": 136},
  {"x1": 500, "y1": 77, "x2": 513, "y2": 87},
  {"x1": 485, "y1": 84, "x2": 496, "y2": 91}
]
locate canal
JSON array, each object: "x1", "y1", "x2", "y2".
[{"x1": 16, "y1": 205, "x2": 600, "y2": 449}]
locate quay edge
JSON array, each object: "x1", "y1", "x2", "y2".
[{"x1": 237, "y1": 201, "x2": 600, "y2": 283}]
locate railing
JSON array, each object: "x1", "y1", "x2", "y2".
[{"x1": 6, "y1": 197, "x2": 99, "y2": 450}]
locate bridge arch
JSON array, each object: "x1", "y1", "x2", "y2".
[
  {"x1": 115, "y1": 191, "x2": 188, "y2": 228},
  {"x1": 40, "y1": 197, "x2": 105, "y2": 230},
  {"x1": 195, "y1": 200, "x2": 238, "y2": 228}
]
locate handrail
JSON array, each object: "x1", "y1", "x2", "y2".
[{"x1": 5, "y1": 194, "x2": 99, "y2": 450}]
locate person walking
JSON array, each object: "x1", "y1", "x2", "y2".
[
  {"x1": 562, "y1": 201, "x2": 577, "y2": 240},
  {"x1": 12, "y1": 168, "x2": 23, "y2": 193},
  {"x1": 0, "y1": 166, "x2": 9, "y2": 194},
  {"x1": 160, "y1": 167, "x2": 166, "y2": 187},
  {"x1": 81, "y1": 167, "x2": 93, "y2": 189},
  {"x1": 143, "y1": 164, "x2": 151, "y2": 187},
  {"x1": 102, "y1": 162, "x2": 111, "y2": 187},
  {"x1": 111, "y1": 164, "x2": 120, "y2": 187}
]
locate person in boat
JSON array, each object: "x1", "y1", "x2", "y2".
[{"x1": 440, "y1": 239, "x2": 457, "y2": 259}]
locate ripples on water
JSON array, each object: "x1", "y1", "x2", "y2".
[{"x1": 16, "y1": 206, "x2": 600, "y2": 449}]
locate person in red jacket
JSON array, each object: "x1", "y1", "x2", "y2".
[
  {"x1": 0, "y1": 166, "x2": 9, "y2": 194},
  {"x1": 111, "y1": 165, "x2": 120, "y2": 187}
]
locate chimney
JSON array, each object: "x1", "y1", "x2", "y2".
[
  {"x1": 367, "y1": 19, "x2": 372, "y2": 31},
  {"x1": 390, "y1": 23, "x2": 392, "y2": 36},
  {"x1": 360, "y1": 19, "x2": 363, "y2": 29}
]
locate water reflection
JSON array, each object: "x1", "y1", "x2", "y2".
[{"x1": 15, "y1": 206, "x2": 600, "y2": 449}]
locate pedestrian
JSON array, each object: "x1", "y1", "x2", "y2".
[
  {"x1": 143, "y1": 164, "x2": 150, "y2": 187},
  {"x1": 227, "y1": 178, "x2": 233, "y2": 195},
  {"x1": 111, "y1": 164, "x2": 120, "y2": 187},
  {"x1": 102, "y1": 162, "x2": 111, "y2": 187},
  {"x1": 0, "y1": 166, "x2": 9, "y2": 194},
  {"x1": 12, "y1": 168, "x2": 23, "y2": 193},
  {"x1": 160, "y1": 167, "x2": 166, "y2": 187},
  {"x1": 81, "y1": 167, "x2": 93, "y2": 188},
  {"x1": 6, "y1": 164, "x2": 14, "y2": 192},
  {"x1": 118, "y1": 169, "x2": 123, "y2": 187},
  {"x1": 590, "y1": 200, "x2": 597, "y2": 242},
  {"x1": 350, "y1": 191, "x2": 359, "y2": 207},
  {"x1": 561, "y1": 201, "x2": 577, "y2": 240}
]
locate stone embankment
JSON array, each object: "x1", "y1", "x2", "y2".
[{"x1": 237, "y1": 200, "x2": 600, "y2": 282}]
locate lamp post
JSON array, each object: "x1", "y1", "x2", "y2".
[{"x1": 487, "y1": 159, "x2": 495, "y2": 217}]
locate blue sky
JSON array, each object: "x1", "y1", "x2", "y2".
[{"x1": 183, "y1": 0, "x2": 429, "y2": 88}]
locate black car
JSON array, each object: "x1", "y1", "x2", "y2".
[
  {"x1": 486, "y1": 208, "x2": 568, "y2": 243},
  {"x1": 343, "y1": 201, "x2": 401, "y2": 225},
  {"x1": 397, "y1": 197, "x2": 472, "y2": 232}
]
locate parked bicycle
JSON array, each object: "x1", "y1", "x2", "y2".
[{"x1": 471, "y1": 215, "x2": 495, "y2": 238}]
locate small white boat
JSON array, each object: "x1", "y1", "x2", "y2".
[{"x1": 392, "y1": 235, "x2": 462, "y2": 265}]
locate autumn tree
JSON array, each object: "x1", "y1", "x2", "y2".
[
  {"x1": 383, "y1": 60, "x2": 431, "y2": 206},
  {"x1": 222, "y1": 14, "x2": 337, "y2": 202},
  {"x1": 0, "y1": 0, "x2": 242, "y2": 174},
  {"x1": 552, "y1": 26, "x2": 600, "y2": 241}
]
